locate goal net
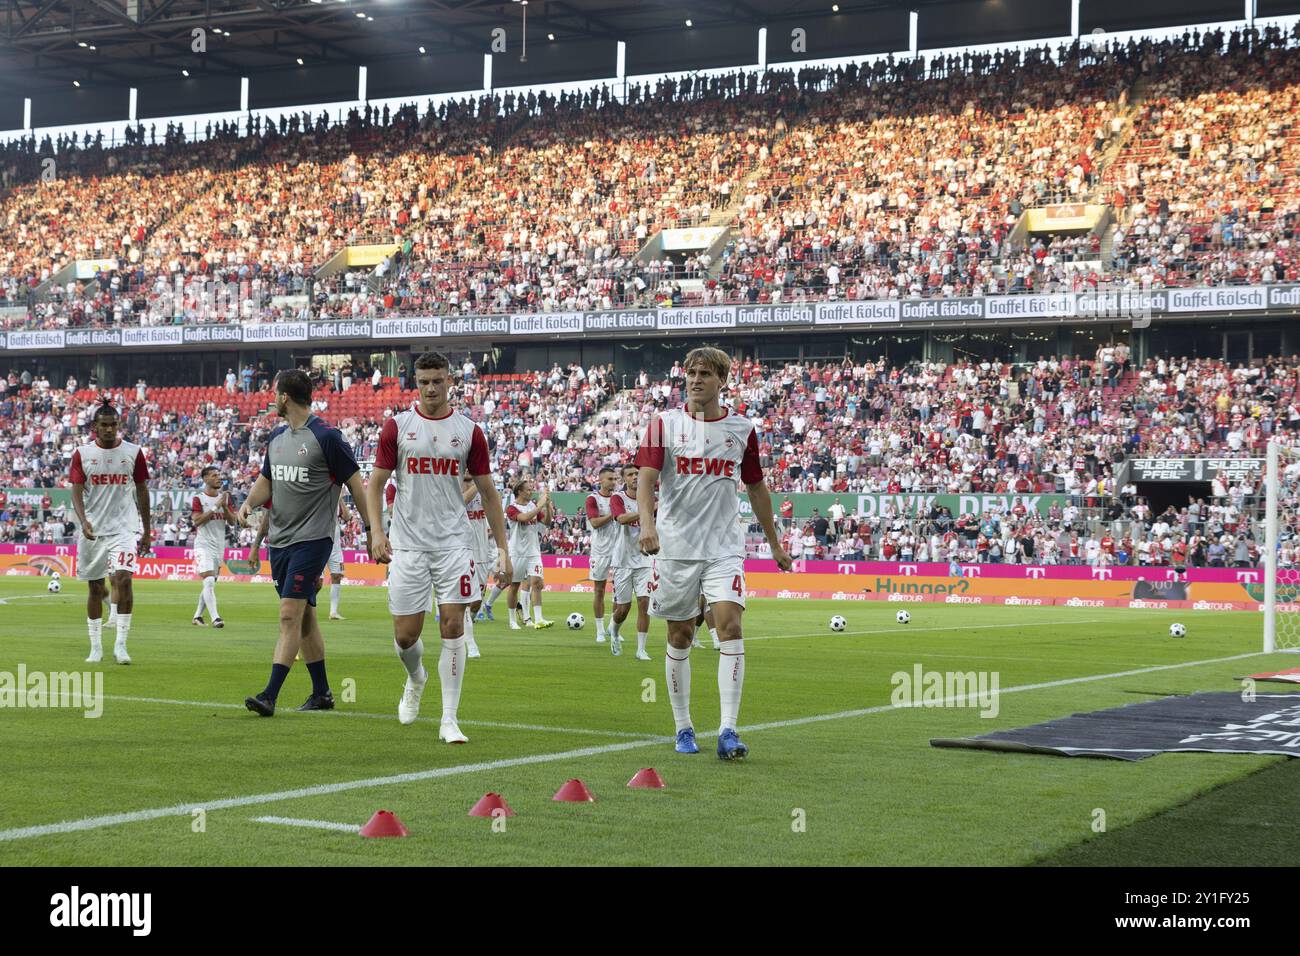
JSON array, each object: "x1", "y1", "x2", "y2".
[{"x1": 1264, "y1": 440, "x2": 1300, "y2": 653}]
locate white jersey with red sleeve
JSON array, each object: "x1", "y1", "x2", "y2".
[
  {"x1": 585, "y1": 490, "x2": 617, "y2": 559},
  {"x1": 192, "y1": 491, "x2": 229, "y2": 552},
  {"x1": 465, "y1": 490, "x2": 491, "y2": 559},
  {"x1": 69, "y1": 439, "x2": 149, "y2": 537},
  {"x1": 374, "y1": 406, "x2": 490, "y2": 552},
  {"x1": 506, "y1": 500, "x2": 543, "y2": 555},
  {"x1": 634, "y1": 408, "x2": 762, "y2": 560},
  {"x1": 609, "y1": 490, "x2": 649, "y2": 569}
]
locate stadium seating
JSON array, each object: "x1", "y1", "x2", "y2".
[
  {"x1": 2, "y1": 25, "x2": 1298, "y2": 328},
  {"x1": 4, "y1": 353, "x2": 1297, "y2": 567}
]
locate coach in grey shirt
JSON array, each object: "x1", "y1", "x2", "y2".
[{"x1": 237, "y1": 369, "x2": 371, "y2": 717}]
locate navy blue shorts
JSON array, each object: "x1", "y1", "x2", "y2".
[{"x1": 268, "y1": 538, "x2": 332, "y2": 606}]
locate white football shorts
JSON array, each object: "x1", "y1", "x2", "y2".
[
  {"x1": 589, "y1": 552, "x2": 613, "y2": 583},
  {"x1": 648, "y1": 556, "x2": 746, "y2": 621},
  {"x1": 77, "y1": 532, "x2": 139, "y2": 581},
  {"x1": 387, "y1": 548, "x2": 476, "y2": 616},
  {"x1": 510, "y1": 551, "x2": 544, "y2": 584},
  {"x1": 194, "y1": 546, "x2": 225, "y2": 576},
  {"x1": 613, "y1": 564, "x2": 652, "y2": 606}
]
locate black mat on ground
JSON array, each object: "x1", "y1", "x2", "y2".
[{"x1": 931, "y1": 692, "x2": 1300, "y2": 760}]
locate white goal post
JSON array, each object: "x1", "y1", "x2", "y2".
[{"x1": 1264, "y1": 439, "x2": 1300, "y2": 653}]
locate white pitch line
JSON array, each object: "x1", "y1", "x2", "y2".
[
  {"x1": 0, "y1": 737, "x2": 665, "y2": 843},
  {"x1": 253, "y1": 816, "x2": 359, "y2": 834},
  {"x1": 102, "y1": 695, "x2": 659, "y2": 740},
  {"x1": 743, "y1": 618, "x2": 1108, "y2": 643},
  {"x1": 0, "y1": 649, "x2": 1275, "y2": 844},
  {"x1": 739, "y1": 650, "x2": 1275, "y2": 731},
  {"x1": 0, "y1": 593, "x2": 64, "y2": 605}
]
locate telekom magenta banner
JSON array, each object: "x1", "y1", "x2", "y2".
[
  {"x1": 0, "y1": 544, "x2": 1270, "y2": 584},
  {"x1": 6, "y1": 544, "x2": 1276, "y2": 611}
]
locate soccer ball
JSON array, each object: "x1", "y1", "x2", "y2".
[
  {"x1": 1169, "y1": 622, "x2": 1187, "y2": 638},
  {"x1": 47, "y1": 578, "x2": 61, "y2": 594},
  {"x1": 566, "y1": 612, "x2": 585, "y2": 630},
  {"x1": 50, "y1": 571, "x2": 60, "y2": 580},
  {"x1": 896, "y1": 610, "x2": 911, "y2": 625},
  {"x1": 829, "y1": 615, "x2": 847, "y2": 632}
]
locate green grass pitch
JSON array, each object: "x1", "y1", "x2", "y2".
[{"x1": 1, "y1": 577, "x2": 1296, "y2": 866}]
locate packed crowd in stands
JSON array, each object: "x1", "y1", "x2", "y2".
[
  {"x1": 1103, "y1": 28, "x2": 1300, "y2": 289},
  {"x1": 2, "y1": 24, "x2": 1298, "y2": 330},
  {"x1": 4, "y1": 351, "x2": 1300, "y2": 567}
]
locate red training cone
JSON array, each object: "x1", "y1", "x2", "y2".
[
  {"x1": 360, "y1": 809, "x2": 411, "y2": 838},
  {"x1": 627, "y1": 768, "x2": 666, "y2": 789},
  {"x1": 469, "y1": 792, "x2": 516, "y2": 818},
  {"x1": 552, "y1": 778, "x2": 596, "y2": 802}
]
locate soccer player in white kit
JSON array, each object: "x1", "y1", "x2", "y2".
[
  {"x1": 327, "y1": 496, "x2": 349, "y2": 620},
  {"x1": 70, "y1": 401, "x2": 153, "y2": 664},
  {"x1": 585, "y1": 466, "x2": 618, "y2": 643},
  {"x1": 366, "y1": 352, "x2": 511, "y2": 743},
  {"x1": 635, "y1": 347, "x2": 792, "y2": 760},
  {"x1": 459, "y1": 472, "x2": 494, "y2": 658},
  {"x1": 505, "y1": 477, "x2": 553, "y2": 629},
  {"x1": 191, "y1": 465, "x2": 239, "y2": 627},
  {"x1": 609, "y1": 463, "x2": 653, "y2": 660}
]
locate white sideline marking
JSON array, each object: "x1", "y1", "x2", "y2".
[
  {"x1": 0, "y1": 649, "x2": 1273, "y2": 843},
  {"x1": 253, "y1": 816, "x2": 359, "y2": 834},
  {"x1": 744, "y1": 618, "x2": 1107, "y2": 643},
  {"x1": 102, "y1": 695, "x2": 659, "y2": 740},
  {"x1": 0, "y1": 738, "x2": 665, "y2": 843},
  {"x1": 0, "y1": 593, "x2": 63, "y2": 605},
  {"x1": 740, "y1": 651, "x2": 1273, "y2": 731}
]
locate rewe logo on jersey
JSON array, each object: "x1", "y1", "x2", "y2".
[
  {"x1": 271, "y1": 464, "x2": 309, "y2": 483},
  {"x1": 407, "y1": 457, "x2": 461, "y2": 475},
  {"x1": 674, "y1": 456, "x2": 735, "y2": 477},
  {"x1": 89, "y1": 474, "x2": 131, "y2": 486}
]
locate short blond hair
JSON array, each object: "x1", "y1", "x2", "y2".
[{"x1": 683, "y1": 347, "x2": 732, "y2": 382}]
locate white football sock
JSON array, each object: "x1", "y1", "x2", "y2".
[
  {"x1": 329, "y1": 583, "x2": 341, "y2": 615},
  {"x1": 533, "y1": 603, "x2": 544, "y2": 623},
  {"x1": 610, "y1": 617, "x2": 622, "y2": 641},
  {"x1": 203, "y1": 577, "x2": 220, "y2": 620},
  {"x1": 108, "y1": 602, "x2": 118, "y2": 624},
  {"x1": 666, "y1": 643, "x2": 693, "y2": 732},
  {"x1": 193, "y1": 593, "x2": 206, "y2": 620},
  {"x1": 718, "y1": 638, "x2": 745, "y2": 731},
  {"x1": 596, "y1": 616, "x2": 606, "y2": 639},
  {"x1": 485, "y1": 585, "x2": 503, "y2": 609},
  {"x1": 520, "y1": 588, "x2": 531, "y2": 619},
  {"x1": 709, "y1": 627, "x2": 719, "y2": 645},
  {"x1": 439, "y1": 636, "x2": 466, "y2": 721},
  {"x1": 87, "y1": 617, "x2": 103, "y2": 652},
  {"x1": 464, "y1": 608, "x2": 479, "y2": 652},
  {"x1": 636, "y1": 631, "x2": 648, "y2": 655},
  {"x1": 395, "y1": 637, "x2": 425, "y2": 680},
  {"x1": 115, "y1": 613, "x2": 132, "y2": 649}
]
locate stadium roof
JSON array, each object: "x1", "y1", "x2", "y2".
[{"x1": 2, "y1": 0, "x2": 1296, "y2": 127}]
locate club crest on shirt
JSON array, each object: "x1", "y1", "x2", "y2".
[
  {"x1": 450, "y1": 436, "x2": 462, "y2": 449},
  {"x1": 725, "y1": 437, "x2": 736, "y2": 448},
  {"x1": 297, "y1": 443, "x2": 308, "y2": 457}
]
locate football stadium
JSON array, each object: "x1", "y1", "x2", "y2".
[{"x1": 0, "y1": 0, "x2": 1298, "y2": 901}]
